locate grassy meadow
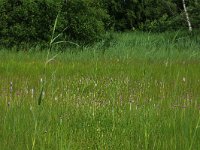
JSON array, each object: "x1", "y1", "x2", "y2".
[{"x1": 0, "y1": 32, "x2": 200, "y2": 149}]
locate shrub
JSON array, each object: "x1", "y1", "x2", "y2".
[
  {"x1": 0, "y1": 0, "x2": 109, "y2": 47},
  {"x1": 101, "y1": 0, "x2": 179, "y2": 32},
  {"x1": 57, "y1": 0, "x2": 109, "y2": 44},
  {"x1": 0, "y1": 0, "x2": 57, "y2": 46},
  {"x1": 189, "y1": 1, "x2": 200, "y2": 29}
]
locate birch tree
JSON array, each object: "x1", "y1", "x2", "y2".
[{"x1": 182, "y1": 0, "x2": 192, "y2": 32}]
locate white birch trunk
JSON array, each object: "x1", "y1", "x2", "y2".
[{"x1": 182, "y1": 0, "x2": 192, "y2": 32}]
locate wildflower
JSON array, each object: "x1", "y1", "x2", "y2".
[
  {"x1": 31, "y1": 88, "x2": 34, "y2": 98},
  {"x1": 165, "y1": 61, "x2": 168, "y2": 67},
  {"x1": 7, "y1": 101, "x2": 10, "y2": 107},
  {"x1": 10, "y1": 82, "x2": 13, "y2": 92},
  {"x1": 42, "y1": 91, "x2": 45, "y2": 97},
  {"x1": 55, "y1": 96, "x2": 58, "y2": 101},
  {"x1": 129, "y1": 102, "x2": 132, "y2": 111},
  {"x1": 94, "y1": 83, "x2": 97, "y2": 87},
  {"x1": 60, "y1": 117, "x2": 63, "y2": 125},
  {"x1": 30, "y1": 105, "x2": 33, "y2": 111}
]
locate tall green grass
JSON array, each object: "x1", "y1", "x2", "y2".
[{"x1": 0, "y1": 32, "x2": 200, "y2": 149}]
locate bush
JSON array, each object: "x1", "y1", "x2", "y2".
[
  {"x1": 0, "y1": 0, "x2": 109, "y2": 47},
  {"x1": 189, "y1": 1, "x2": 200, "y2": 29},
  {"x1": 101, "y1": 0, "x2": 179, "y2": 32},
  {"x1": 57, "y1": 0, "x2": 109, "y2": 44},
  {"x1": 0, "y1": 0, "x2": 57, "y2": 46}
]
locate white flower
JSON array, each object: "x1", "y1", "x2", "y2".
[
  {"x1": 31, "y1": 89, "x2": 34, "y2": 98},
  {"x1": 55, "y1": 96, "x2": 58, "y2": 101},
  {"x1": 165, "y1": 61, "x2": 168, "y2": 67},
  {"x1": 10, "y1": 82, "x2": 13, "y2": 92},
  {"x1": 30, "y1": 105, "x2": 33, "y2": 111}
]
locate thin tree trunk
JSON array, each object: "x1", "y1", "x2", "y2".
[{"x1": 182, "y1": 0, "x2": 192, "y2": 32}]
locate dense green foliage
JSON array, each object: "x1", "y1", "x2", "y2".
[
  {"x1": 0, "y1": 0, "x2": 108, "y2": 46},
  {"x1": 189, "y1": 1, "x2": 200, "y2": 28},
  {"x1": 58, "y1": 0, "x2": 109, "y2": 44},
  {"x1": 0, "y1": 0, "x2": 57, "y2": 46},
  {"x1": 102, "y1": 0, "x2": 200, "y2": 32},
  {"x1": 102, "y1": 0, "x2": 177, "y2": 31},
  {"x1": 0, "y1": 0, "x2": 199, "y2": 46}
]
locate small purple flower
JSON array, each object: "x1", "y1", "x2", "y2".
[{"x1": 10, "y1": 82, "x2": 13, "y2": 92}]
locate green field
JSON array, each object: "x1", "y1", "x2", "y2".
[{"x1": 0, "y1": 32, "x2": 200, "y2": 149}]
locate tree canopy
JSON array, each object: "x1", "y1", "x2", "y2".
[{"x1": 0, "y1": 0, "x2": 199, "y2": 46}]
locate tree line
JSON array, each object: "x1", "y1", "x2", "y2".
[{"x1": 0, "y1": 0, "x2": 199, "y2": 46}]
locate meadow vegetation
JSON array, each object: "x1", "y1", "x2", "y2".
[{"x1": 0, "y1": 32, "x2": 200, "y2": 149}]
